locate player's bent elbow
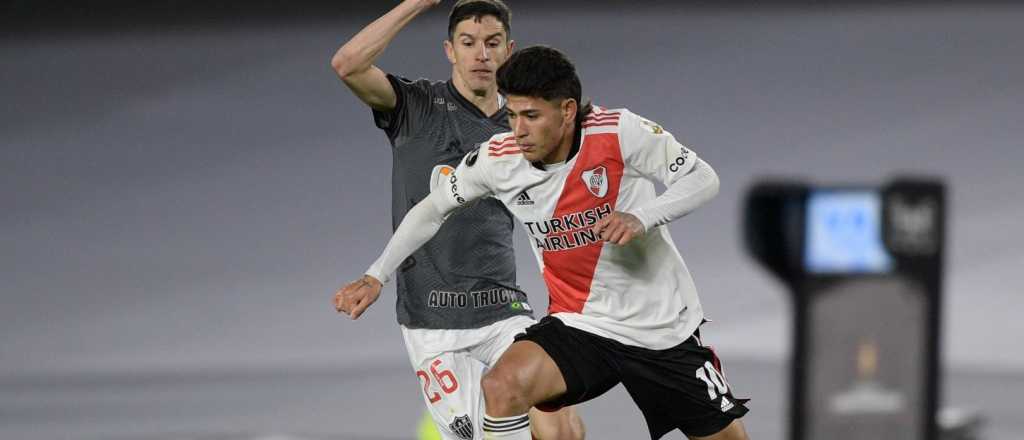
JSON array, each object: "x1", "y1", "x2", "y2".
[
  {"x1": 330, "y1": 53, "x2": 352, "y2": 78},
  {"x1": 707, "y1": 168, "x2": 721, "y2": 199},
  {"x1": 700, "y1": 161, "x2": 721, "y2": 200},
  {"x1": 330, "y1": 48, "x2": 364, "y2": 79}
]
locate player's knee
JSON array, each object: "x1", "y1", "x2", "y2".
[{"x1": 482, "y1": 368, "x2": 529, "y2": 415}]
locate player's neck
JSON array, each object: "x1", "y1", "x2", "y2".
[
  {"x1": 451, "y1": 73, "x2": 501, "y2": 117},
  {"x1": 541, "y1": 123, "x2": 581, "y2": 165}
]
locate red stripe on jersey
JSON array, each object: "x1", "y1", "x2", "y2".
[
  {"x1": 488, "y1": 136, "x2": 515, "y2": 148},
  {"x1": 489, "y1": 144, "x2": 520, "y2": 152},
  {"x1": 488, "y1": 144, "x2": 515, "y2": 152},
  {"x1": 585, "y1": 113, "x2": 620, "y2": 123},
  {"x1": 542, "y1": 133, "x2": 624, "y2": 314},
  {"x1": 487, "y1": 148, "x2": 520, "y2": 157},
  {"x1": 584, "y1": 118, "x2": 619, "y2": 126},
  {"x1": 582, "y1": 122, "x2": 619, "y2": 129}
]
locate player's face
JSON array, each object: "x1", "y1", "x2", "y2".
[
  {"x1": 507, "y1": 95, "x2": 577, "y2": 164},
  {"x1": 444, "y1": 16, "x2": 512, "y2": 96}
]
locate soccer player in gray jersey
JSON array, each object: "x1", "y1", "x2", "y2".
[{"x1": 330, "y1": 1, "x2": 583, "y2": 439}]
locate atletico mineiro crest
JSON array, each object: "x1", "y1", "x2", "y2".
[
  {"x1": 449, "y1": 414, "x2": 474, "y2": 440},
  {"x1": 582, "y1": 166, "x2": 608, "y2": 198}
]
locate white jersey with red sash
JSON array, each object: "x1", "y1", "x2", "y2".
[{"x1": 426, "y1": 107, "x2": 711, "y2": 350}]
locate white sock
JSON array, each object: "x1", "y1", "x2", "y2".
[{"x1": 483, "y1": 413, "x2": 531, "y2": 439}]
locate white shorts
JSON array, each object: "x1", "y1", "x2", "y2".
[{"x1": 401, "y1": 315, "x2": 536, "y2": 440}]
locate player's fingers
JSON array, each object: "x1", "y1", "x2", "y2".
[
  {"x1": 603, "y1": 221, "x2": 620, "y2": 241},
  {"x1": 605, "y1": 222, "x2": 625, "y2": 243},
  {"x1": 350, "y1": 297, "x2": 369, "y2": 320},
  {"x1": 598, "y1": 216, "x2": 620, "y2": 239},
  {"x1": 333, "y1": 291, "x2": 344, "y2": 312},
  {"x1": 339, "y1": 290, "x2": 357, "y2": 313},
  {"x1": 592, "y1": 216, "x2": 610, "y2": 235},
  {"x1": 616, "y1": 229, "x2": 634, "y2": 246},
  {"x1": 336, "y1": 288, "x2": 353, "y2": 312}
]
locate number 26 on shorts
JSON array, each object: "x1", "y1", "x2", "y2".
[{"x1": 416, "y1": 358, "x2": 460, "y2": 404}]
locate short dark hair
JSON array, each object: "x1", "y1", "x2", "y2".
[
  {"x1": 448, "y1": 0, "x2": 512, "y2": 41},
  {"x1": 497, "y1": 45, "x2": 591, "y2": 120}
]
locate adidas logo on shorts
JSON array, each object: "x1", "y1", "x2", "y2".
[{"x1": 721, "y1": 396, "x2": 735, "y2": 412}]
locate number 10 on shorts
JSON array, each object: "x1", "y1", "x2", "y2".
[
  {"x1": 695, "y1": 361, "x2": 730, "y2": 401},
  {"x1": 417, "y1": 358, "x2": 460, "y2": 404}
]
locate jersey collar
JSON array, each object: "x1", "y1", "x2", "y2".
[{"x1": 446, "y1": 80, "x2": 508, "y2": 122}]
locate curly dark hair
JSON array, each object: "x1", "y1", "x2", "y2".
[{"x1": 497, "y1": 45, "x2": 592, "y2": 122}]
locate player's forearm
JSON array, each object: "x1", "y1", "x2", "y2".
[
  {"x1": 365, "y1": 191, "x2": 451, "y2": 283},
  {"x1": 330, "y1": 0, "x2": 432, "y2": 78},
  {"x1": 629, "y1": 159, "x2": 720, "y2": 231}
]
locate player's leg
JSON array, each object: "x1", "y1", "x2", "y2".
[
  {"x1": 410, "y1": 350, "x2": 490, "y2": 440},
  {"x1": 403, "y1": 327, "x2": 492, "y2": 440},
  {"x1": 618, "y1": 329, "x2": 750, "y2": 440},
  {"x1": 476, "y1": 316, "x2": 585, "y2": 440},
  {"x1": 481, "y1": 317, "x2": 619, "y2": 439},
  {"x1": 529, "y1": 406, "x2": 585, "y2": 440},
  {"x1": 688, "y1": 419, "x2": 750, "y2": 440},
  {"x1": 481, "y1": 340, "x2": 566, "y2": 439}
]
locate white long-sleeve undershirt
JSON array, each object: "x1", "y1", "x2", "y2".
[
  {"x1": 628, "y1": 158, "x2": 719, "y2": 232},
  {"x1": 365, "y1": 190, "x2": 450, "y2": 284}
]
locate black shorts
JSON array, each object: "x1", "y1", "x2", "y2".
[{"x1": 514, "y1": 316, "x2": 749, "y2": 439}]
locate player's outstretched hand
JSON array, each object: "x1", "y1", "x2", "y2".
[
  {"x1": 593, "y1": 211, "x2": 645, "y2": 246},
  {"x1": 334, "y1": 275, "x2": 383, "y2": 320}
]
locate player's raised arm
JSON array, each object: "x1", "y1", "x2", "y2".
[
  {"x1": 330, "y1": 0, "x2": 441, "y2": 111},
  {"x1": 620, "y1": 111, "x2": 720, "y2": 232}
]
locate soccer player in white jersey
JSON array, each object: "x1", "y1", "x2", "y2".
[
  {"x1": 337, "y1": 45, "x2": 752, "y2": 439},
  {"x1": 331, "y1": 2, "x2": 582, "y2": 439}
]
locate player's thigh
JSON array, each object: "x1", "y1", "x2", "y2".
[
  {"x1": 507, "y1": 316, "x2": 621, "y2": 410},
  {"x1": 410, "y1": 351, "x2": 488, "y2": 440},
  {"x1": 688, "y1": 419, "x2": 749, "y2": 440},
  {"x1": 619, "y1": 336, "x2": 749, "y2": 439},
  {"x1": 487, "y1": 339, "x2": 568, "y2": 404},
  {"x1": 476, "y1": 315, "x2": 537, "y2": 368}
]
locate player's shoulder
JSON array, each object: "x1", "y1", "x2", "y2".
[
  {"x1": 469, "y1": 131, "x2": 525, "y2": 167},
  {"x1": 600, "y1": 107, "x2": 669, "y2": 139},
  {"x1": 582, "y1": 106, "x2": 646, "y2": 134},
  {"x1": 389, "y1": 75, "x2": 445, "y2": 94},
  {"x1": 582, "y1": 105, "x2": 627, "y2": 126}
]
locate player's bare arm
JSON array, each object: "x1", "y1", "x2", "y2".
[
  {"x1": 592, "y1": 211, "x2": 645, "y2": 245},
  {"x1": 334, "y1": 274, "x2": 383, "y2": 319},
  {"x1": 330, "y1": 0, "x2": 441, "y2": 111}
]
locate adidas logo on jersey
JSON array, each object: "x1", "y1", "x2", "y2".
[{"x1": 515, "y1": 191, "x2": 535, "y2": 205}]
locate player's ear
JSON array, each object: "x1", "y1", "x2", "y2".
[
  {"x1": 443, "y1": 39, "x2": 456, "y2": 65},
  {"x1": 508, "y1": 39, "x2": 516, "y2": 53},
  {"x1": 562, "y1": 98, "x2": 578, "y2": 125}
]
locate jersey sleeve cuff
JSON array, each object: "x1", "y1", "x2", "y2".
[{"x1": 365, "y1": 268, "x2": 390, "y2": 285}]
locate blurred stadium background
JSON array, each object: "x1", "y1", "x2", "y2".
[{"x1": 2, "y1": 1, "x2": 1022, "y2": 439}]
